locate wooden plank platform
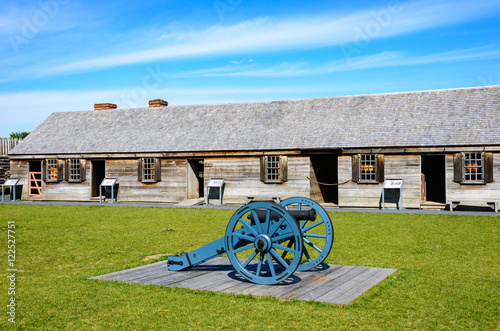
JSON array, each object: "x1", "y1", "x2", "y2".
[{"x1": 91, "y1": 257, "x2": 397, "y2": 305}]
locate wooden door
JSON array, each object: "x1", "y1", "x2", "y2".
[{"x1": 187, "y1": 160, "x2": 204, "y2": 199}]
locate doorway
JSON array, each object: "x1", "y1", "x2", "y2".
[
  {"x1": 29, "y1": 161, "x2": 42, "y2": 196},
  {"x1": 187, "y1": 159, "x2": 204, "y2": 199},
  {"x1": 310, "y1": 155, "x2": 338, "y2": 204},
  {"x1": 421, "y1": 155, "x2": 446, "y2": 203},
  {"x1": 92, "y1": 160, "x2": 106, "y2": 197}
]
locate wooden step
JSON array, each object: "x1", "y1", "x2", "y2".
[{"x1": 420, "y1": 201, "x2": 447, "y2": 210}]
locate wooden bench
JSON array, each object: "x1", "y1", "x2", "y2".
[
  {"x1": 245, "y1": 196, "x2": 281, "y2": 204},
  {"x1": 448, "y1": 200, "x2": 498, "y2": 213}
]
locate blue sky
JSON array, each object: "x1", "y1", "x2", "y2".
[{"x1": 1, "y1": 0, "x2": 500, "y2": 137}]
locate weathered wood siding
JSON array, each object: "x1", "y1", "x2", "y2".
[
  {"x1": 105, "y1": 159, "x2": 187, "y2": 203},
  {"x1": 41, "y1": 161, "x2": 91, "y2": 200},
  {"x1": 10, "y1": 157, "x2": 311, "y2": 203},
  {"x1": 1, "y1": 138, "x2": 21, "y2": 155},
  {"x1": 9, "y1": 160, "x2": 91, "y2": 200},
  {"x1": 8, "y1": 160, "x2": 90, "y2": 200},
  {"x1": 445, "y1": 153, "x2": 500, "y2": 200},
  {"x1": 14, "y1": 153, "x2": 499, "y2": 206},
  {"x1": 0, "y1": 156, "x2": 10, "y2": 184},
  {"x1": 9, "y1": 161, "x2": 29, "y2": 200},
  {"x1": 10, "y1": 159, "x2": 188, "y2": 202},
  {"x1": 338, "y1": 155, "x2": 421, "y2": 208},
  {"x1": 309, "y1": 160, "x2": 322, "y2": 202},
  {"x1": 204, "y1": 156, "x2": 310, "y2": 203}
]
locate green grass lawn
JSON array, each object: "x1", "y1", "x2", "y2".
[{"x1": 0, "y1": 205, "x2": 498, "y2": 330}]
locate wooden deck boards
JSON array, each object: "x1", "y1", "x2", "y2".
[{"x1": 91, "y1": 257, "x2": 397, "y2": 305}]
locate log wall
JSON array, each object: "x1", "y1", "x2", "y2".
[
  {"x1": 9, "y1": 156, "x2": 311, "y2": 203},
  {"x1": 0, "y1": 138, "x2": 21, "y2": 155},
  {"x1": 0, "y1": 156, "x2": 10, "y2": 185},
  {"x1": 338, "y1": 155, "x2": 421, "y2": 208},
  {"x1": 105, "y1": 159, "x2": 187, "y2": 203},
  {"x1": 204, "y1": 156, "x2": 310, "y2": 203},
  {"x1": 10, "y1": 160, "x2": 90, "y2": 200},
  {"x1": 9, "y1": 161, "x2": 30, "y2": 200},
  {"x1": 9, "y1": 153, "x2": 498, "y2": 206},
  {"x1": 445, "y1": 153, "x2": 500, "y2": 200}
]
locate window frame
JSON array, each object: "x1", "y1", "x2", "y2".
[
  {"x1": 463, "y1": 152, "x2": 483, "y2": 183},
  {"x1": 454, "y1": 152, "x2": 493, "y2": 185},
  {"x1": 68, "y1": 159, "x2": 81, "y2": 182},
  {"x1": 352, "y1": 154, "x2": 384, "y2": 184},
  {"x1": 143, "y1": 157, "x2": 156, "y2": 182},
  {"x1": 65, "y1": 159, "x2": 86, "y2": 183},
  {"x1": 260, "y1": 155, "x2": 288, "y2": 184},
  {"x1": 43, "y1": 159, "x2": 64, "y2": 183},
  {"x1": 138, "y1": 158, "x2": 162, "y2": 183},
  {"x1": 359, "y1": 154, "x2": 377, "y2": 183}
]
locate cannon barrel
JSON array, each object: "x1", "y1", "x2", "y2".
[{"x1": 247, "y1": 208, "x2": 316, "y2": 223}]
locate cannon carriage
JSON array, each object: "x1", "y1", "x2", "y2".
[{"x1": 167, "y1": 197, "x2": 334, "y2": 285}]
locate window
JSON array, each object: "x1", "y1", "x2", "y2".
[
  {"x1": 69, "y1": 159, "x2": 81, "y2": 181},
  {"x1": 143, "y1": 158, "x2": 155, "y2": 181},
  {"x1": 138, "y1": 158, "x2": 161, "y2": 183},
  {"x1": 260, "y1": 156, "x2": 288, "y2": 183},
  {"x1": 267, "y1": 156, "x2": 281, "y2": 181},
  {"x1": 43, "y1": 159, "x2": 64, "y2": 182},
  {"x1": 360, "y1": 154, "x2": 376, "y2": 182},
  {"x1": 352, "y1": 154, "x2": 384, "y2": 183},
  {"x1": 65, "y1": 159, "x2": 86, "y2": 182},
  {"x1": 464, "y1": 153, "x2": 482, "y2": 182},
  {"x1": 454, "y1": 152, "x2": 493, "y2": 184},
  {"x1": 47, "y1": 159, "x2": 58, "y2": 181}
]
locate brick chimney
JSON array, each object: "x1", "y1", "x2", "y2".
[
  {"x1": 94, "y1": 103, "x2": 117, "y2": 111},
  {"x1": 149, "y1": 99, "x2": 168, "y2": 108}
]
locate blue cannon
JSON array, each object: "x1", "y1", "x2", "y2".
[{"x1": 167, "y1": 197, "x2": 334, "y2": 285}]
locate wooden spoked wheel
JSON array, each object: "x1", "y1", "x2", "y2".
[
  {"x1": 225, "y1": 202, "x2": 303, "y2": 285},
  {"x1": 279, "y1": 197, "x2": 334, "y2": 271}
]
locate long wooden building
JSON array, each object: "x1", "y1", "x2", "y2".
[{"x1": 8, "y1": 86, "x2": 500, "y2": 209}]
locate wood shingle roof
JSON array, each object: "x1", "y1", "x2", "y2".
[{"x1": 9, "y1": 85, "x2": 500, "y2": 156}]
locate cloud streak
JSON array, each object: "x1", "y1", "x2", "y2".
[
  {"x1": 170, "y1": 47, "x2": 500, "y2": 78},
  {"x1": 25, "y1": 0, "x2": 500, "y2": 77}
]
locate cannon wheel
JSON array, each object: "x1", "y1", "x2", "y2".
[
  {"x1": 225, "y1": 202, "x2": 303, "y2": 285},
  {"x1": 279, "y1": 197, "x2": 334, "y2": 271}
]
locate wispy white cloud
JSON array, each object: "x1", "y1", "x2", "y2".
[
  {"x1": 325, "y1": 47, "x2": 500, "y2": 73},
  {"x1": 19, "y1": 0, "x2": 500, "y2": 77},
  {"x1": 229, "y1": 58, "x2": 254, "y2": 64},
  {"x1": 168, "y1": 47, "x2": 500, "y2": 78},
  {"x1": 0, "y1": 1, "x2": 80, "y2": 39}
]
